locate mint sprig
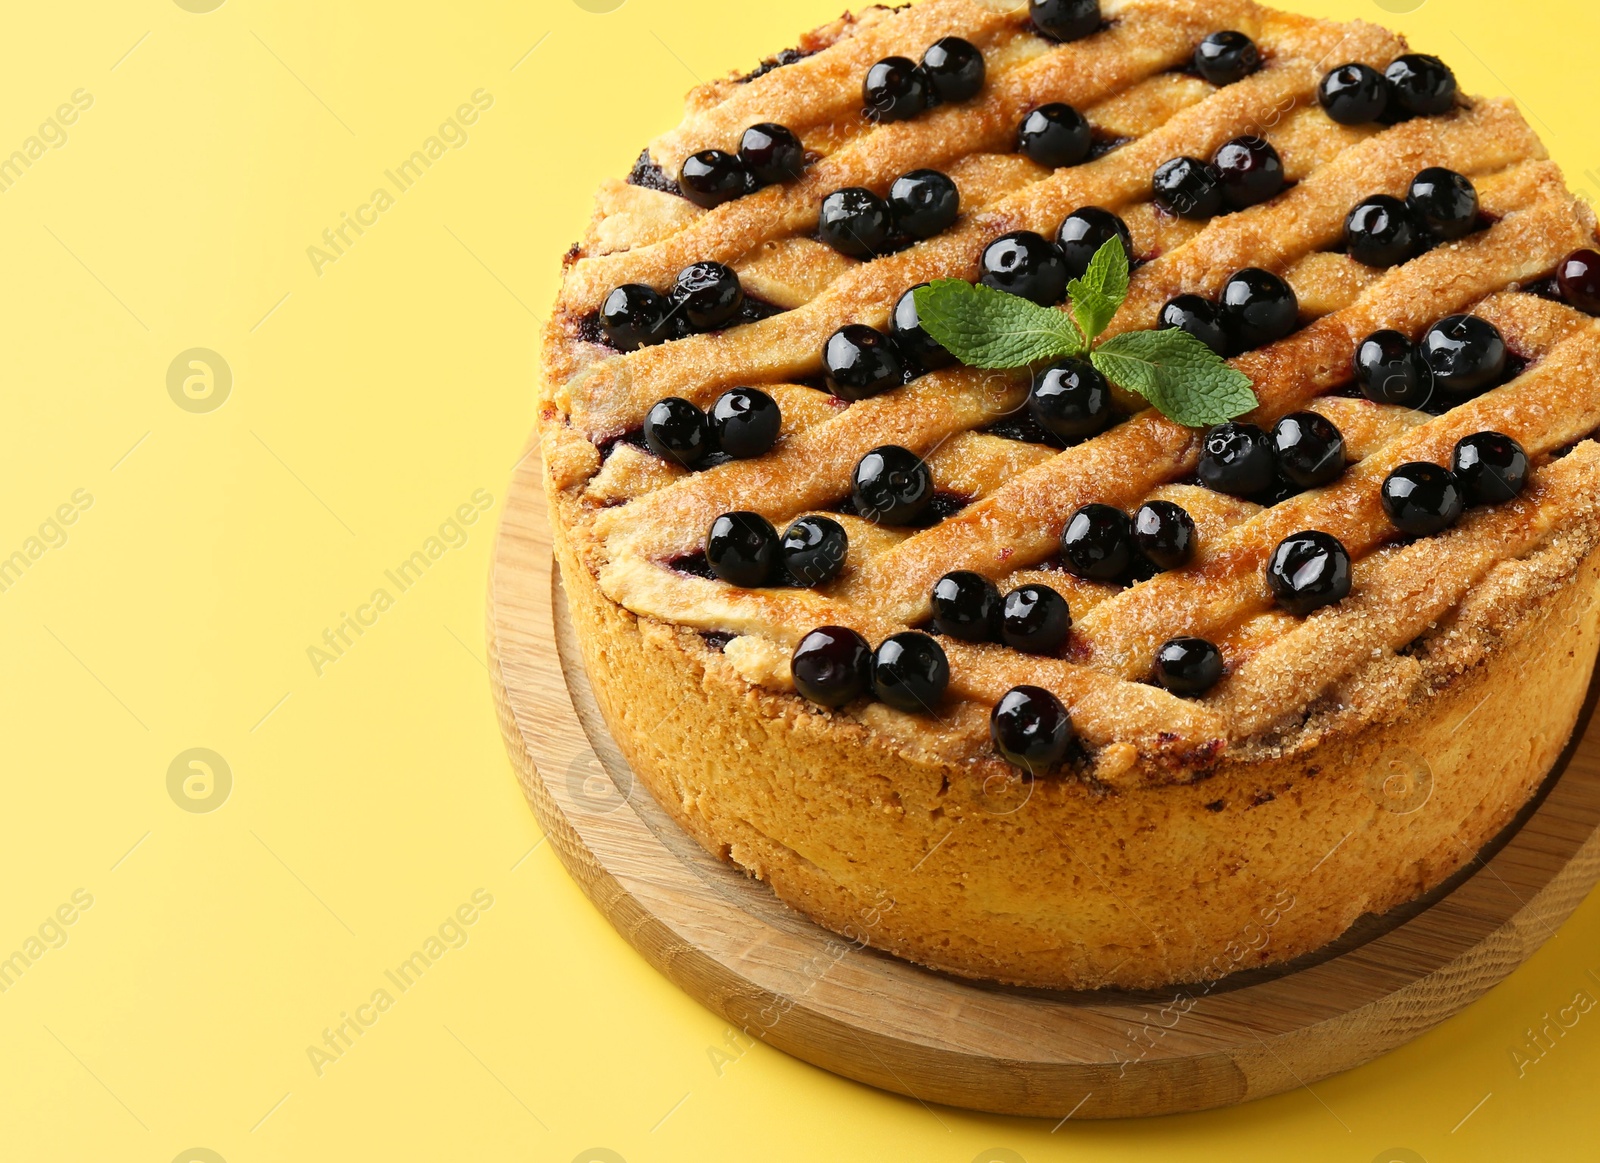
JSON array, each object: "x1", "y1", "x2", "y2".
[{"x1": 911, "y1": 238, "x2": 1258, "y2": 428}]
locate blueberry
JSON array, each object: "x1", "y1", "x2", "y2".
[
  {"x1": 921, "y1": 37, "x2": 986, "y2": 103},
  {"x1": 792, "y1": 626, "x2": 872, "y2": 707},
  {"x1": 930, "y1": 570, "x2": 1001, "y2": 642},
  {"x1": 1381, "y1": 462, "x2": 1463, "y2": 536},
  {"x1": 1386, "y1": 54, "x2": 1457, "y2": 119},
  {"x1": 672, "y1": 261, "x2": 744, "y2": 331},
  {"x1": 1319, "y1": 62, "x2": 1388, "y2": 125},
  {"x1": 1199, "y1": 421, "x2": 1276, "y2": 497},
  {"x1": 1272, "y1": 411, "x2": 1345, "y2": 488},
  {"x1": 709, "y1": 387, "x2": 780, "y2": 459},
  {"x1": 872, "y1": 631, "x2": 950, "y2": 714},
  {"x1": 990, "y1": 685, "x2": 1074, "y2": 771},
  {"x1": 782, "y1": 515, "x2": 849, "y2": 586},
  {"x1": 1018, "y1": 103, "x2": 1092, "y2": 169},
  {"x1": 1353, "y1": 330, "x2": 1434, "y2": 407},
  {"x1": 1266, "y1": 530, "x2": 1352, "y2": 615},
  {"x1": 1407, "y1": 167, "x2": 1478, "y2": 242},
  {"x1": 852, "y1": 445, "x2": 933, "y2": 525},
  {"x1": 1029, "y1": 0, "x2": 1101, "y2": 43},
  {"x1": 1219, "y1": 267, "x2": 1298, "y2": 353},
  {"x1": 1132, "y1": 500, "x2": 1196, "y2": 571},
  {"x1": 1194, "y1": 31, "x2": 1260, "y2": 86},
  {"x1": 819, "y1": 187, "x2": 894, "y2": 259},
  {"x1": 1061, "y1": 503, "x2": 1135, "y2": 581},
  {"x1": 1056, "y1": 207, "x2": 1134, "y2": 279},
  {"x1": 1158, "y1": 294, "x2": 1228, "y2": 356},
  {"x1": 707, "y1": 511, "x2": 779, "y2": 586},
  {"x1": 1153, "y1": 156, "x2": 1224, "y2": 219},
  {"x1": 1418, "y1": 314, "x2": 1506, "y2": 397},
  {"x1": 1344, "y1": 195, "x2": 1418, "y2": 268},
  {"x1": 863, "y1": 56, "x2": 928, "y2": 123},
  {"x1": 1154, "y1": 636, "x2": 1225, "y2": 695},
  {"x1": 643, "y1": 397, "x2": 712, "y2": 467},
  {"x1": 679, "y1": 149, "x2": 750, "y2": 209},
  {"x1": 599, "y1": 284, "x2": 670, "y2": 351},
  {"x1": 739, "y1": 123, "x2": 806, "y2": 186},
  {"x1": 891, "y1": 284, "x2": 954, "y2": 371},
  {"x1": 980, "y1": 230, "x2": 1068, "y2": 305},
  {"x1": 1452, "y1": 431, "x2": 1529, "y2": 505},
  {"x1": 889, "y1": 169, "x2": 960, "y2": 240},
  {"x1": 1212, "y1": 136, "x2": 1284, "y2": 210},
  {"x1": 824, "y1": 325, "x2": 907, "y2": 400},
  {"x1": 1558, "y1": 248, "x2": 1600, "y2": 315},
  {"x1": 1029, "y1": 358, "x2": 1113, "y2": 442},
  {"x1": 1000, "y1": 584, "x2": 1072, "y2": 655}
]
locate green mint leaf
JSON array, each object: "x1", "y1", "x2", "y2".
[
  {"x1": 912, "y1": 279, "x2": 1083, "y2": 368},
  {"x1": 1066, "y1": 236, "x2": 1130, "y2": 344},
  {"x1": 1090, "y1": 328, "x2": 1258, "y2": 427}
]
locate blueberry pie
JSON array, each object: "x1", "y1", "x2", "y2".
[{"x1": 536, "y1": 0, "x2": 1600, "y2": 990}]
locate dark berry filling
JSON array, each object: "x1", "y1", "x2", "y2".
[
  {"x1": 1000, "y1": 583, "x2": 1072, "y2": 655},
  {"x1": 990, "y1": 685, "x2": 1074, "y2": 771},
  {"x1": 852, "y1": 445, "x2": 934, "y2": 525},
  {"x1": 980, "y1": 230, "x2": 1068, "y2": 305},
  {"x1": 1418, "y1": 314, "x2": 1507, "y2": 397},
  {"x1": 1029, "y1": 358, "x2": 1114, "y2": 441},
  {"x1": 1153, "y1": 156, "x2": 1224, "y2": 219},
  {"x1": 922, "y1": 37, "x2": 986, "y2": 103},
  {"x1": 1199, "y1": 421, "x2": 1276, "y2": 498},
  {"x1": 1266, "y1": 530, "x2": 1352, "y2": 615},
  {"x1": 1212, "y1": 136, "x2": 1284, "y2": 211},
  {"x1": 1452, "y1": 431, "x2": 1529, "y2": 505},
  {"x1": 706, "y1": 511, "x2": 779, "y2": 586},
  {"x1": 824, "y1": 325, "x2": 909, "y2": 400},
  {"x1": 930, "y1": 570, "x2": 1002, "y2": 642},
  {"x1": 1061, "y1": 503, "x2": 1135, "y2": 581},
  {"x1": 1056, "y1": 207, "x2": 1134, "y2": 280},
  {"x1": 1344, "y1": 195, "x2": 1418, "y2": 268},
  {"x1": 782, "y1": 515, "x2": 849, "y2": 587},
  {"x1": 1017, "y1": 103, "x2": 1092, "y2": 169},
  {"x1": 1272, "y1": 411, "x2": 1346, "y2": 488},
  {"x1": 863, "y1": 56, "x2": 929, "y2": 123},
  {"x1": 872, "y1": 631, "x2": 950, "y2": 714},
  {"x1": 1558, "y1": 249, "x2": 1600, "y2": 315},
  {"x1": 1029, "y1": 0, "x2": 1102, "y2": 43},
  {"x1": 1154, "y1": 636, "x2": 1224, "y2": 695},
  {"x1": 643, "y1": 397, "x2": 713, "y2": 467},
  {"x1": 1353, "y1": 330, "x2": 1434, "y2": 407},
  {"x1": 1132, "y1": 500, "x2": 1195, "y2": 571},
  {"x1": 819, "y1": 187, "x2": 895, "y2": 259},
  {"x1": 708, "y1": 387, "x2": 781, "y2": 459},
  {"x1": 1318, "y1": 63, "x2": 1387, "y2": 126},
  {"x1": 1218, "y1": 267, "x2": 1298, "y2": 353},
  {"x1": 1380, "y1": 462, "x2": 1463, "y2": 536},
  {"x1": 791, "y1": 626, "x2": 873, "y2": 707},
  {"x1": 1158, "y1": 293, "x2": 1228, "y2": 356},
  {"x1": 891, "y1": 284, "x2": 954, "y2": 371},
  {"x1": 1193, "y1": 31, "x2": 1260, "y2": 87},
  {"x1": 888, "y1": 169, "x2": 961, "y2": 239}
]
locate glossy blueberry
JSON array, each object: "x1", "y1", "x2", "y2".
[
  {"x1": 889, "y1": 169, "x2": 960, "y2": 239},
  {"x1": 599, "y1": 284, "x2": 670, "y2": 351},
  {"x1": 1199, "y1": 421, "x2": 1276, "y2": 497},
  {"x1": 863, "y1": 56, "x2": 928, "y2": 123},
  {"x1": 1000, "y1": 584, "x2": 1072, "y2": 655},
  {"x1": 930, "y1": 570, "x2": 1001, "y2": 642},
  {"x1": 823, "y1": 325, "x2": 907, "y2": 401},
  {"x1": 1029, "y1": 0, "x2": 1101, "y2": 42},
  {"x1": 1452, "y1": 431, "x2": 1529, "y2": 506},
  {"x1": 1029, "y1": 358, "x2": 1113, "y2": 441},
  {"x1": 1319, "y1": 62, "x2": 1388, "y2": 126},
  {"x1": 1344, "y1": 195, "x2": 1418, "y2": 268},
  {"x1": 1158, "y1": 294, "x2": 1228, "y2": 356},
  {"x1": 782, "y1": 515, "x2": 849, "y2": 587},
  {"x1": 990, "y1": 685, "x2": 1074, "y2": 771},
  {"x1": 818, "y1": 187, "x2": 894, "y2": 259},
  {"x1": 1419, "y1": 314, "x2": 1507, "y2": 396},
  {"x1": 852, "y1": 445, "x2": 933, "y2": 525},
  {"x1": 708, "y1": 387, "x2": 780, "y2": 459},
  {"x1": 1558, "y1": 248, "x2": 1600, "y2": 316},
  {"x1": 643, "y1": 397, "x2": 712, "y2": 467},
  {"x1": 1381, "y1": 462, "x2": 1463, "y2": 536},
  {"x1": 1212, "y1": 136, "x2": 1284, "y2": 211},
  {"x1": 672, "y1": 261, "x2": 744, "y2": 331},
  {"x1": 1017, "y1": 103, "x2": 1092, "y2": 169},
  {"x1": 1386, "y1": 54, "x2": 1457, "y2": 119},
  {"x1": 791, "y1": 626, "x2": 873, "y2": 707},
  {"x1": 1272, "y1": 411, "x2": 1346, "y2": 488},
  {"x1": 1153, "y1": 156, "x2": 1224, "y2": 219},
  {"x1": 873, "y1": 632, "x2": 950, "y2": 714},
  {"x1": 707, "y1": 511, "x2": 779, "y2": 586},
  {"x1": 1266, "y1": 530, "x2": 1352, "y2": 616},
  {"x1": 921, "y1": 37, "x2": 986, "y2": 103},
  {"x1": 891, "y1": 284, "x2": 954, "y2": 372},
  {"x1": 679, "y1": 149, "x2": 750, "y2": 209},
  {"x1": 1194, "y1": 30, "x2": 1260, "y2": 86},
  {"x1": 1061, "y1": 503, "x2": 1135, "y2": 581},
  {"x1": 1353, "y1": 330, "x2": 1434, "y2": 407},
  {"x1": 1132, "y1": 500, "x2": 1196, "y2": 571},
  {"x1": 1219, "y1": 268, "x2": 1298, "y2": 353},
  {"x1": 1407, "y1": 167, "x2": 1478, "y2": 242},
  {"x1": 1154, "y1": 636, "x2": 1225, "y2": 695},
  {"x1": 739, "y1": 122, "x2": 806, "y2": 186},
  {"x1": 1056, "y1": 207, "x2": 1135, "y2": 279},
  {"x1": 980, "y1": 230, "x2": 1068, "y2": 305}
]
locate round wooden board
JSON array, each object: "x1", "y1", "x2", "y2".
[{"x1": 487, "y1": 444, "x2": 1600, "y2": 1119}]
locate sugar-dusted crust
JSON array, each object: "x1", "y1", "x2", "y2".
[{"x1": 535, "y1": 0, "x2": 1600, "y2": 987}]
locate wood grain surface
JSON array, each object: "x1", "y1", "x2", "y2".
[{"x1": 488, "y1": 443, "x2": 1600, "y2": 1118}]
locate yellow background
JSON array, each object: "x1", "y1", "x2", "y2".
[{"x1": 2, "y1": 0, "x2": 1597, "y2": 1159}]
